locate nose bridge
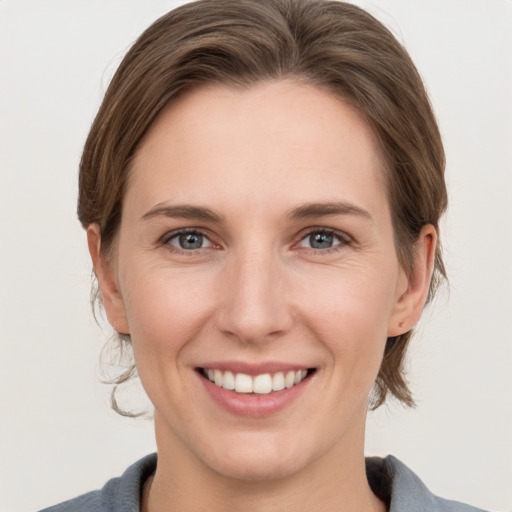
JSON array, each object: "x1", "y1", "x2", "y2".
[{"x1": 216, "y1": 243, "x2": 292, "y2": 343}]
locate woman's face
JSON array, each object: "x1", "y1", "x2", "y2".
[{"x1": 93, "y1": 80, "x2": 431, "y2": 481}]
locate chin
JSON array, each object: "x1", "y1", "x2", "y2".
[
  {"x1": 209, "y1": 453, "x2": 308, "y2": 483},
  {"x1": 200, "y1": 431, "x2": 318, "y2": 482}
]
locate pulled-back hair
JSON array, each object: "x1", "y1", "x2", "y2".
[{"x1": 78, "y1": 0, "x2": 447, "y2": 414}]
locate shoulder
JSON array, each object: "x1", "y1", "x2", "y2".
[
  {"x1": 38, "y1": 453, "x2": 157, "y2": 512},
  {"x1": 366, "y1": 455, "x2": 489, "y2": 512},
  {"x1": 38, "y1": 490, "x2": 102, "y2": 512}
]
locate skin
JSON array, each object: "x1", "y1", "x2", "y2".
[{"x1": 88, "y1": 80, "x2": 436, "y2": 512}]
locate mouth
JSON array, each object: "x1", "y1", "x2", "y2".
[{"x1": 198, "y1": 367, "x2": 316, "y2": 395}]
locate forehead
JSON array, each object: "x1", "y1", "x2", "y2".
[{"x1": 127, "y1": 80, "x2": 389, "y2": 220}]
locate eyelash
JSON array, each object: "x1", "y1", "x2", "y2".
[
  {"x1": 161, "y1": 228, "x2": 216, "y2": 255},
  {"x1": 160, "y1": 227, "x2": 351, "y2": 255},
  {"x1": 297, "y1": 228, "x2": 351, "y2": 254}
]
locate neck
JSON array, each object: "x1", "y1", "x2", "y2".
[{"x1": 145, "y1": 417, "x2": 386, "y2": 512}]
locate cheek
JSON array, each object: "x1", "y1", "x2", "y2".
[
  {"x1": 121, "y1": 265, "x2": 217, "y2": 357},
  {"x1": 295, "y1": 265, "x2": 396, "y2": 381},
  {"x1": 298, "y1": 261, "x2": 397, "y2": 332}
]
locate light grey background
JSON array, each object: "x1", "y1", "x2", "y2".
[{"x1": 0, "y1": 1, "x2": 511, "y2": 511}]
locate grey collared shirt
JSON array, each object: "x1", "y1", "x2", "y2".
[{"x1": 40, "y1": 453, "x2": 489, "y2": 512}]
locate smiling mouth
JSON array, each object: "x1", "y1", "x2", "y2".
[{"x1": 199, "y1": 368, "x2": 315, "y2": 395}]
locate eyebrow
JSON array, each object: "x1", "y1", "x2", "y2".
[
  {"x1": 287, "y1": 201, "x2": 372, "y2": 221},
  {"x1": 141, "y1": 204, "x2": 223, "y2": 223},
  {"x1": 141, "y1": 201, "x2": 371, "y2": 223}
]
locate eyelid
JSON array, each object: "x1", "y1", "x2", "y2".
[
  {"x1": 295, "y1": 227, "x2": 352, "y2": 251},
  {"x1": 160, "y1": 227, "x2": 218, "y2": 250},
  {"x1": 158, "y1": 226, "x2": 352, "y2": 253}
]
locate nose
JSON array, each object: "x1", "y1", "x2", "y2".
[{"x1": 215, "y1": 247, "x2": 293, "y2": 345}]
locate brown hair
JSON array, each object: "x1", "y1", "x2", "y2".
[{"x1": 78, "y1": 0, "x2": 447, "y2": 414}]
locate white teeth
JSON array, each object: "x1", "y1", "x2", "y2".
[
  {"x1": 272, "y1": 372, "x2": 285, "y2": 391},
  {"x1": 285, "y1": 371, "x2": 295, "y2": 388},
  {"x1": 253, "y1": 374, "x2": 272, "y2": 394},
  {"x1": 204, "y1": 368, "x2": 310, "y2": 394},
  {"x1": 223, "y1": 371, "x2": 235, "y2": 390},
  {"x1": 235, "y1": 373, "x2": 253, "y2": 393}
]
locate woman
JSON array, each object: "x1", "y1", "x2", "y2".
[{"x1": 40, "y1": 0, "x2": 489, "y2": 510}]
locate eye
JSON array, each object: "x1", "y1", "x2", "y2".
[
  {"x1": 166, "y1": 230, "x2": 213, "y2": 250},
  {"x1": 297, "y1": 229, "x2": 347, "y2": 250}
]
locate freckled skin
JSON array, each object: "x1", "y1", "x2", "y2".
[{"x1": 89, "y1": 80, "x2": 435, "y2": 512}]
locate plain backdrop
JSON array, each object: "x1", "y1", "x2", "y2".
[{"x1": 0, "y1": 1, "x2": 511, "y2": 511}]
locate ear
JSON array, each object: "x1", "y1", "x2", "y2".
[
  {"x1": 87, "y1": 224, "x2": 130, "y2": 334},
  {"x1": 387, "y1": 224, "x2": 437, "y2": 337}
]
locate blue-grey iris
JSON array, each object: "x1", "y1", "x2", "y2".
[
  {"x1": 179, "y1": 232, "x2": 203, "y2": 249},
  {"x1": 310, "y1": 232, "x2": 334, "y2": 249}
]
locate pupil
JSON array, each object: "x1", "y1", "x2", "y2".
[
  {"x1": 179, "y1": 232, "x2": 203, "y2": 249},
  {"x1": 310, "y1": 232, "x2": 333, "y2": 249}
]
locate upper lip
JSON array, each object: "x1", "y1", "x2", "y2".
[{"x1": 196, "y1": 361, "x2": 312, "y2": 376}]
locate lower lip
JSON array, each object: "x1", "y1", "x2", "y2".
[{"x1": 198, "y1": 372, "x2": 312, "y2": 418}]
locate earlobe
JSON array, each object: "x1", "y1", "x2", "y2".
[
  {"x1": 87, "y1": 225, "x2": 130, "y2": 334},
  {"x1": 388, "y1": 225, "x2": 437, "y2": 337}
]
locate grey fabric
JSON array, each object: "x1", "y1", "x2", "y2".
[
  {"x1": 39, "y1": 454, "x2": 156, "y2": 512},
  {"x1": 366, "y1": 456, "x2": 488, "y2": 512},
  {"x1": 39, "y1": 453, "x2": 489, "y2": 512}
]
